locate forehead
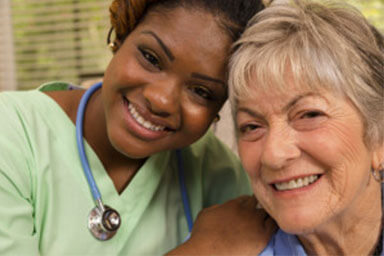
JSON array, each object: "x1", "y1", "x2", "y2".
[
  {"x1": 235, "y1": 64, "x2": 346, "y2": 107},
  {"x1": 238, "y1": 84, "x2": 301, "y2": 112},
  {"x1": 235, "y1": 72, "x2": 340, "y2": 117},
  {"x1": 134, "y1": 7, "x2": 232, "y2": 61},
  {"x1": 239, "y1": 71, "x2": 309, "y2": 102}
]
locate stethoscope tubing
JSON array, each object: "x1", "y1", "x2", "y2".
[
  {"x1": 176, "y1": 149, "x2": 193, "y2": 233},
  {"x1": 76, "y1": 81, "x2": 103, "y2": 202},
  {"x1": 76, "y1": 82, "x2": 193, "y2": 239}
]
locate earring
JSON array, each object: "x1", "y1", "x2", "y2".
[
  {"x1": 372, "y1": 163, "x2": 384, "y2": 183},
  {"x1": 107, "y1": 27, "x2": 118, "y2": 52},
  {"x1": 213, "y1": 114, "x2": 220, "y2": 123},
  {"x1": 108, "y1": 42, "x2": 116, "y2": 51}
]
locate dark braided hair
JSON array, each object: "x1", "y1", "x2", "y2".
[{"x1": 108, "y1": 0, "x2": 265, "y2": 52}]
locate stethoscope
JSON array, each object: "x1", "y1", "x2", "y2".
[{"x1": 76, "y1": 82, "x2": 193, "y2": 241}]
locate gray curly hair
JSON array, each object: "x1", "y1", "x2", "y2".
[{"x1": 229, "y1": 0, "x2": 384, "y2": 148}]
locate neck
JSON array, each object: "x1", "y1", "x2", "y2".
[
  {"x1": 299, "y1": 179, "x2": 382, "y2": 255},
  {"x1": 83, "y1": 88, "x2": 145, "y2": 193}
]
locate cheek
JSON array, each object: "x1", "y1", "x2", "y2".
[
  {"x1": 180, "y1": 105, "x2": 215, "y2": 141},
  {"x1": 301, "y1": 119, "x2": 368, "y2": 169},
  {"x1": 104, "y1": 53, "x2": 125, "y2": 86},
  {"x1": 182, "y1": 90, "x2": 224, "y2": 132},
  {"x1": 104, "y1": 46, "x2": 148, "y2": 90},
  {"x1": 300, "y1": 122, "x2": 372, "y2": 197}
]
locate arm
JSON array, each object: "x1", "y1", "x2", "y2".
[
  {"x1": 0, "y1": 168, "x2": 38, "y2": 255},
  {"x1": 0, "y1": 93, "x2": 38, "y2": 255},
  {"x1": 166, "y1": 195, "x2": 276, "y2": 255}
]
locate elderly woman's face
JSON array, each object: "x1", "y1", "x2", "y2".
[{"x1": 236, "y1": 76, "x2": 381, "y2": 233}]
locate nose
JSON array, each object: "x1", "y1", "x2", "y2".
[
  {"x1": 143, "y1": 77, "x2": 181, "y2": 117},
  {"x1": 261, "y1": 126, "x2": 300, "y2": 170}
]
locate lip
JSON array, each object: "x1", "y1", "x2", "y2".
[
  {"x1": 269, "y1": 173, "x2": 323, "y2": 197},
  {"x1": 122, "y1": 96, "x2": 174, "y2": 141}
]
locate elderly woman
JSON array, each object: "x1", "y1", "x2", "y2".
[{"x1": 229, "y1": 0, "x2": 384, "y2": 255}]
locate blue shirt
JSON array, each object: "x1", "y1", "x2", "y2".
[{"x1": 260, "y1": 185, "x2": 384, "y2": 256}]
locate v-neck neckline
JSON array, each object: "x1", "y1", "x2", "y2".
[{"x1": 34, "y1": 84, "x2": 170, "y2": 209}]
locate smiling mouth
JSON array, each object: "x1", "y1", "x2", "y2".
[
  {"x1": 125, "y1": 100, "x2": 168, "y2": 132},
  {"x1": 273, "y1": 174, "x2": 321, "y2": 191}
]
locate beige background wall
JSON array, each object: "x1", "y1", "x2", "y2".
[
  {"x1": 0, "y1": 0, "x2": 17, "y2": 91},
  {"x1": 212, "y1": 101, "x2": 238, "y2": 154}
]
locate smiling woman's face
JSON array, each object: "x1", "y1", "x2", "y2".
[
  {"x1": 236, "y1": 75, "x2": 382, "y2": 234},
  {"x1": 102, "y1": 7, "x2": 231, "y2": 159}
]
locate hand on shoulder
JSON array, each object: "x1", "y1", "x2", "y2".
[{"x1": 166, "y1": 195, "x2": 276, "y2": 255}]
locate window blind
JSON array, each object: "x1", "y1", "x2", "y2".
[
  {"x1": 1, "y1": 0, "x2": 382, "y2": 91},
  {"x1": 0, "y1": 0, "x2": 17, "y2": 91},
  {"x1": 9, "y1": 0, "x2": 112, "y2": 90}
]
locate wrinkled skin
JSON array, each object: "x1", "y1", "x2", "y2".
[{"x1": 236, "y1": 75, "x2": 383, "y2": 254}]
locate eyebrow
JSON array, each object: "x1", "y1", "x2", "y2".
[
  {"x1": 141, "y1": 31, "x2": 225, "y2": 88},
  {"x1": 191, "y1": 73, "x2": 226, "y2": 88},
  {"x1": 282, "y1": 92, "x2": 317, "y2": 112},
  {"x1": 142, "y1": 31, "x2": 175, "y2": 61},
  {"x1": 236, "y1": 107, "x2": 264, "y2": 119},
  {"x1": 237, "y1": 92, "x2": 318, "y2": 117}
]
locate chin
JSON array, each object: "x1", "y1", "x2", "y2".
[
  {"x1": 278, "y1": 222, "x2": 317, "y2": 235},
  {"x1": 116, "y1": 143, "x2": 156, "y2": 159},
  {"x1": 108, "y1": 136, "x2": 151, "y2": 160},
  {"x1": 273, "y1": 210, "x2": 322, "y2": 235}
]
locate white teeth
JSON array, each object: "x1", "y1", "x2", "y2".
[
  {"x1": 128, "y1": 103, "x2": 166, "y2": 131},
  {"x1": 274, "y1": 175, "x2": 319, "y2": 191}
]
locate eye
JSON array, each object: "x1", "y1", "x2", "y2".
[
  {"x1": 293, "y1": 110, "x2": 328, "y2": 131},
  {"x1": 300, "y1": 111, "x2": 323, "y2": 119},
  {"x1": 190, "y1": 85, "x2": 213, "y2": 100},
  {"x1": 238, "y1": 123, "x2": 265, "y2": 141},
  {"x1": 139, "y1": 48, "x2": 161, "y2": 69},
  {"x1": 239, "y1": 124, "x2": 261, "y2": 134}
]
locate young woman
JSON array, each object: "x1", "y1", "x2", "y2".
[{"x1": 0, "y1": 0, "x2": 275, "y2": 255}]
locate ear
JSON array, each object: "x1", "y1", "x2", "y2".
[
  {"x1": 114, "y1": 40, "x2": 123, "y2": 53},
  {"x1": 372, "y1": 142, "x2": 384, "y2": 170},
  {"x1": 109, "y1": 39, "x2": 123, "y2": 54}
]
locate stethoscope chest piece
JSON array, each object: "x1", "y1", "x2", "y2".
[
  {"x1": 77, "y1": 83, "x2": 193, "y2": 241},
  {"x1": 88, "y1": 204, "x2": 121, "y2": 241}
]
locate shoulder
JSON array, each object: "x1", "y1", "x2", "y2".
[
  {"x1": 40, "y1": 81, "x2": 85, "y2": 123},
  {"x1": 0, "y1": 82, "x2": 82, "y2": 204},
  {"x1": 0, "y1": 90, "x2": 41, "y2": 200},
  {"x1": 186, "y1": 130, "x2": 244, "y2": 175},
  {"x1": 185, "y1": 130, "x2": 238, "y2": 162},
  {"x1": 0, "y1": 81, "x2": 79, "y2": 165},
  {"x1": 0, "y1": 81, "x2": 79, "y2": 128},
  {"x1": 0, "y1": 81, "x2": 81, "y2": 114},
  {"x1": 0, "y1": 88, "x2": 44, "y2": 133},
  {"x1": 181, "y1": 130, "x2": 252, "y2": 205}
]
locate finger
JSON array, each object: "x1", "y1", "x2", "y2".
[
  {"x1": 219, "y1": 195, "x2": 251, "y2": 207},
  {"x1": 207, "y1": 204, "x2": 221, "y2": 210},
  {"x1": 200, "y1": 203, "x2": 221, "y2": 213},
  {"x1": 263, "y1": 213, "x2": 278, "y2": 233},
  {"x1": 253, "y1": 208, "x2": 269, "y2": 219},
  {"x1": 255, "y1": 201, "x2": 263, "y2": 209},
  {"x1": 233, "y1": 195, "x2": 253, "y2": 204},
  {"x1": 238, "y1": 195, "x2": 259, "y2": 209}
]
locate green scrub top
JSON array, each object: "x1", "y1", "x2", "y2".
[{"x1": 0, "y1": 82, "x2": 251, "y2": 255}]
